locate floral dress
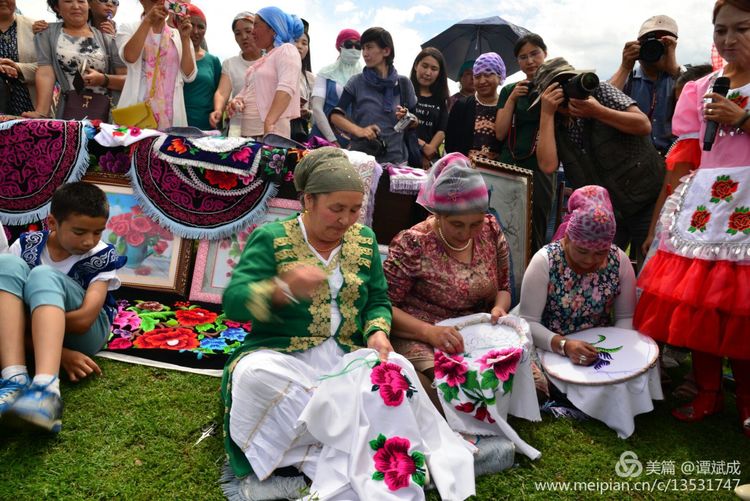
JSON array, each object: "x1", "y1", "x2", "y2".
[
  {"x1": 541, "y1": 241, "x2": 621, "y2": 336},
  {"x1": 383, "y1": 214, "x2": 511, "y2": 369},
  {"x1": 0, "y1": 21, "x2": 34, "y2": 114},
  {"x1": 56, "y1": 32, "x2": 108, "y2": 95}
]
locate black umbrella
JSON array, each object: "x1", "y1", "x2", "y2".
[{"x1": 421, "y1": 16, "x2": 530, "y2": 80}]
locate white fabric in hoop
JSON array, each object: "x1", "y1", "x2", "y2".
[
  {"x1": 434, "y1": 313, "x2": 541, "y2": 460},
  {"x1": 539, "y1": 327, "x2": 659, "y2": 386}
]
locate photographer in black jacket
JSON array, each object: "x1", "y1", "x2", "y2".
[{"x1": 535, "y1": 58, "x2": 664, "y2": 269}]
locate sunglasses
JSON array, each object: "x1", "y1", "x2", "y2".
[
  {"x1": 342, "y1": 40, "x2": 361, "y2": 50},
  {"x1": 95, "y1": 0, "x2": 119, "y2": 6}
]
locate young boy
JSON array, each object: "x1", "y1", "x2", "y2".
[{"x1": 0, "y1": 182, "x2": 126, "y2": 433}]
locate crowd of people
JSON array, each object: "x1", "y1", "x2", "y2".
[{"x1": 0, "y1": 0, "x2": 748, "y2": 497}]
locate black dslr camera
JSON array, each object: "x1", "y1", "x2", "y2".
[
  {"x1": 557, "y1": 72, "x2": 600, "y2": 100},
  {"x1": 639, "y1": 36, "x2": 665, "y2": 63}
]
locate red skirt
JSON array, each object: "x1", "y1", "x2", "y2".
[{"x1": 634, "y1": 249, "x2": 750, "y2": 359}]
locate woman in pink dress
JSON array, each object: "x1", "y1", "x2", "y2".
[
  {"x1": 383, "y1": 153, "x2": 512, "y2": 395},
  {"x1": 634, "y1": 0, "x2": 750, "y2": 437}
]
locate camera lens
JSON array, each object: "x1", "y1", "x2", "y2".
[{"x1": 639, "y1": 38, "x2": 665, "y2": 63}]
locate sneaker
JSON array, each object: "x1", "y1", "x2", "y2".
[
  {"x1": 0, "y1": 378, "x2": 29, "y2": 416},
  {"x1": 7, "y1": 383, "x2": 63, "y2": 433}
]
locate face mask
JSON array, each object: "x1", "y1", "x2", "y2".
[{"x1": 340, "y1": 48, "x2": 361, "y2": 65}]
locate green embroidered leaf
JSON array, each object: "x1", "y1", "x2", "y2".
[
  {"x1": 372, "y1": 471, "x2": 384, "y2": 481},
  {"x1": 411, "y1": 451, "x2": 425, "y2": 468},
  {"x1": 165, "y1": 319, "x2": 179, "y2": 327},
  {"x1": 369, "y1": 434, "x2": 386, "y2": 451},
  {"x1": 195, "y1": 323, "x2": 214, "y2": 333},
  {"x1": 486, "y1": 396, "x2": 496, "y2": 405},
  {"x1": 727, "y1": 228, "x2": 738, "y2": 235},
  {"x1": 463, "y1": 370, "x2": 480, "y2": 391},
  {"x1": 140, "y1": 316, "x2": 159, "y2": 332},
  {"x1": 412, "y1": 471, "x2": 426, "y2": 487},
  {"x1": 596, "y1": 345, "x2": 623, "y2": 354},
  {"x1": 688, "y1": 226, "x2": 697, "y2": 233},
  {"x1": 481, "y1": 370, "x2": 499, "y2": 390},
  {"x1": 371, "y1": 385, "x2": 380, "y2": 392},
  {"x1": 502, "y1": 378, "x2": 514, "y2": 394},
  {"x1": 438, "y1": 382, "x2": 458, "y2": 402}
]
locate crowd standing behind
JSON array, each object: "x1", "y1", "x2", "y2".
[{"x1": 0, "y1": 0, "x2": 747, "y2": 481}]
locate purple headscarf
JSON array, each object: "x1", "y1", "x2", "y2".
[
  {"x1": 473, "y1": 52, "x2": 506, "y2": 82},
  {"x1": 553, "y1": 185, "x2": 616, "y2": 251},
  {"x1": 416, "y1": 153, "x2": 489, "y2": 214}
]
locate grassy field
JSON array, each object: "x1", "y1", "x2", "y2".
[{"x1": 0, "y1": 358, "x2": 747, "y2": 500}]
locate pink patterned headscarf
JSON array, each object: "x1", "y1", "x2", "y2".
[
  {"x1": 554, "y1": 185, "x2": 616, "y2": 251},
  {"x1": 416, "y1": 153, "x2": 489, "y2": 214}
]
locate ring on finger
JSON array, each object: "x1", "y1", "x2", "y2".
[{"x1": 444, "y1": 341, "x2": 451, "y2": 350}]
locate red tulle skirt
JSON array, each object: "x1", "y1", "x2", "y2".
[{"x1": 634, "y1": 249, "x2": 750, "y2": 360}]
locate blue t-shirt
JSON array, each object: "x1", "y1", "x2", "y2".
[
  {"x1": 625, "y1": 65, "x2": 676, "y2": 152},
  {"x1": 336, "y1": 72, "x2": 417, "y2": 164}
]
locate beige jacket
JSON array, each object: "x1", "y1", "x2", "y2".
[{"x1": 14, "y1": 14, "x2": 38, "y2": 106}]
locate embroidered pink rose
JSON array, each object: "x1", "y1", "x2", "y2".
[
  {"x1": 231, "y1": 146, "x2": 252, "y2": 164},
  {"x1": 107, "y1": 337, "x2": 133, "y2": 350},
  {"x1": 434, "y1": 351, "x2": 468, "y2": 387},
  {"x1": 370, "y1": 434, "x2": 426, "y2": 490},
  {"x1": 114, "y1": 310, "x2": 141, "y2": 330},
  {"x1": 477, "y1": 347, "x2": 522, "y2": 382},
  {"x1": 370, "y1": 362, "x2": 414, "y2": 406}
]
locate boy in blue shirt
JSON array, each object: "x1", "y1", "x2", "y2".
[{"x1": 0, "y1": 182, "x2": 126, "y2": 433}]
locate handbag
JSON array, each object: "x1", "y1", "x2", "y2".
[
  {"x1": 112, "y1": 43, "x2": 161, "y2": 129},
  {"x1": 62, "y1": 90, "x2": 111, "y2": 122}
]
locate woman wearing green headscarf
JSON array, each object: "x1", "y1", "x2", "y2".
[{"x1": 221, "y1": 147, "x2": 394, "y2": 480}]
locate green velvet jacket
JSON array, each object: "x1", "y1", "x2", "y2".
[{"x1": 220, "y1": 216, "x2": 392, "y2": 477}]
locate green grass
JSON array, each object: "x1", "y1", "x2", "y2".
[{"x1": 0, "y1": 359, "x2": 747, "y2": 500}]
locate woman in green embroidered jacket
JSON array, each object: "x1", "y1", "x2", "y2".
[{"x1": 220, "y1": 147, "x2": 393, "y2": 482}]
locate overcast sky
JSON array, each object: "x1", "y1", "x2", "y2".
[{"x1": 21, "y1": 0, "x2": 716, "y2": 88}]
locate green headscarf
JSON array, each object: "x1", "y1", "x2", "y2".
[{"x1": 293, "y1": 147, "x2": 364, "y2": 194}]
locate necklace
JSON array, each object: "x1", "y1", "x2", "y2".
[
  {"x1": 310, "y1": 239, "x2": 342, "y2": 254},
  {"x1": 436, "y1": 223, "x2": 472, "y2": 252},
  {"x1": 474, "y1": 92, "x2": 498, "y2": 107}
]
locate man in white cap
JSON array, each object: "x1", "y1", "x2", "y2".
[{"x1": 609, "y1": 15, "x2": 684, "y2": 155}]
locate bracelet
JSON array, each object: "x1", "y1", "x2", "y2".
[
  {"x1": 273, "y1": 276, "x2": 299, "y2": 304},
  {"x1": 102, "y1": 73, "x2": 110, "y2": 88},
  {"x1": 558, "y1": 338, "x2": 567, "y2": 356},
  {"x1": 733, "y1": 110, "x2": 750, "y2": 129}
]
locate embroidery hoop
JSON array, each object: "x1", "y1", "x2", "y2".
[
  {"x1": 436, "y1": 313, "x2": 528, "y2": 355},
  {"x1": 539, "y1": 327, "x2": 659, "y2": 386}
]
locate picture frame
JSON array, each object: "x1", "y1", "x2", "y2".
[
  {"x1": 472, "y1": 157, "x2": 533, "y2": 299},
  {"x1": 189, "y1": 198, "x2": 303, "y2": 303},
  {"x1": 83, "y1": 173, "x2": 192, "y2": 295}
]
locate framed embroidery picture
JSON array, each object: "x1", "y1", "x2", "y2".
[
  {"x1": 189, "y1": 198, "x2": 302, "y2": 303},
  {"x1": 83, "y1": 174, "x2": 193, "y2": 295},
  {"x1": 472, "y1": 157, "x2": 533, "y2": 300}
]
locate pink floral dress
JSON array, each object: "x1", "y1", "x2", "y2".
[{"x1": 383, "y1": 214, "x2": 511, "y2": 369}]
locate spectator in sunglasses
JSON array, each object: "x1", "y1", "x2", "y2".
[{"x1": 310, "y1": 28, "x2": 362, "y2": 146}]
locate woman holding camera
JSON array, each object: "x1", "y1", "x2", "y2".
[
  {"x1": 495, "y1": 34, "x2": 553, "y2": 254},
  {"x1": 116, "y1": 0, "x2": 196, "y2": 129},
  {"x1": 329, "y1": 27, "x2": 417, "y2": 165},
  {"x1": 635, "y1": 0, "x2": 750, "y2": 438}
]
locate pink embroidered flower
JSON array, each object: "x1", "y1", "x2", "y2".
[
  {"x1": 231, "y1": 147, "x2": 252, "y2": 164},
  {"x1": 114, "y1": 310, "x2": 141, "y2": 330},
  {"x1": 108, "y1": 337, "x2": 133, "y2": 350},
  {"x1": 373, "y1": 436, "x2": 417, "y2": 491},
  {"x1": 370, "y1": 362, "x2": 411, "y2": 407},
  {"x1": 455, "y1": 402, "x2": 475, "y2": 413},
  {"x1": 434, "y1": 351, "x2": 468, "y2": 387},
  {"x1": 474, "y1": 404, "x2": 496, "y2": 423},
  {"x1": 477, "y1": 347, "x2": 522, "y2": 382},
  {"x1": 129, "y1": 127, "x2": 142, "y2": 137}
]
